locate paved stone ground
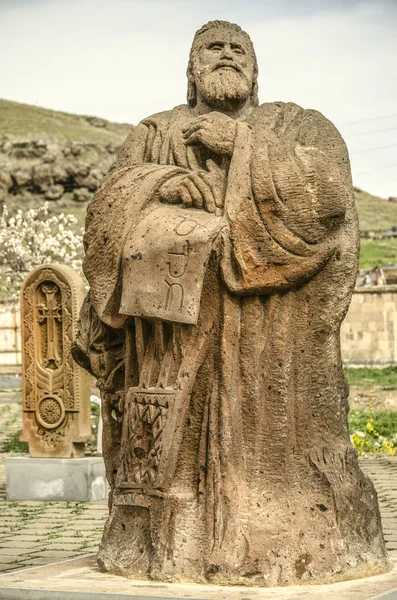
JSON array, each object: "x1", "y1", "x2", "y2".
[
  {"x1": 0, "y1": 389, "x2": 105, "y2": 574},
  {"x1": 0, "y1": 457, "x2": 108, "y2": 573},
  {"x1": 0, "y1": 387, "x2": 396, "y2": 576},
  {"x1": 0, "y1": 455, "x2": 396, "y2": 575},
  {"x1": 360, "y1": 455, "x2": 397, "y2": 551}
]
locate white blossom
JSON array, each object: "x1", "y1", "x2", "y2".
[{"x1": 0, "y1": 203, "x2": 85, "y2": 303}]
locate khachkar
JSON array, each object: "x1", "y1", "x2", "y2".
[
  {"x1": 73, "y1": 21, "x2": 388, "y2": 586},
  {"x1": 21, "y1": 263, "x2": 91, "y2": 457}
]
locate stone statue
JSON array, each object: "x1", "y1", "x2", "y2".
[
  {"x1": 73, "y1": 20, "x2": 388, "y2": 585},
  {"x1": 21, "y1": 264, "x2": 90, "y2": 457}
]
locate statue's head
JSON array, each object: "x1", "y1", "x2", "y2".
[{"x1": 187, "y1": 21, "x2": 259, "y2": 112}]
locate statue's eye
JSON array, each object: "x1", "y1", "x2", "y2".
[
  {"x1": 231, "y1": 45, "x2": 244, "y2": 55},
  {"x1": 209, "y1": 43, "x2": 223, "y2": 51}
]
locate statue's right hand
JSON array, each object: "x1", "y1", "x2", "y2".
[
  {"x1": 158, "y1": 174, "x2": 188, "y2": 205},
  {"x1": 159, "y1": 164, "x2": 225, "y2": 214}
]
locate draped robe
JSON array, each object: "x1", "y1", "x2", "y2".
[{"x1": 74, "y1": 102, "x2": 387, "y2": 585}]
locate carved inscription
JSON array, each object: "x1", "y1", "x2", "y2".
[
  {"x1": 174, "y1": 217, "x2": 198, "y2": 237},
  {"x1": 165, "y1": 281, "x2": 184, "y2": 312},
  {"x1": 163, "y1": 224, "x2": 196, "y2": 314}
]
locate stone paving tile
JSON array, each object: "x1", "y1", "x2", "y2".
[
  {"x1": 0, "y1": 563, "x2": 25, "y2": 573},
  {"x1": 0, "y1": 541, "x2": 48, "y2": 549},
  {"x1": 358, "y1": 456, "x2": 397, "y2": 553}
]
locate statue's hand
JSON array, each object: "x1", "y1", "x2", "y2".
[
  {"x1": 159, "y1": 161, "x2": 226, "y2": 214},
  {"x1": 158, "y1": 174, "x2": 187, "y2": 205},
  {"x1": 182, "y1": 112, "x2": 237, "y2": 156}
]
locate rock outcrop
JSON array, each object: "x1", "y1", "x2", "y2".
[
  {"x1": 0, "y1": 99, "x2": 133, "y2": 213},
  {"x1": 0, "y1": 136, "x2": 126, "y2": 207}
]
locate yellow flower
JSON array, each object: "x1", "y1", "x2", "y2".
[
  {"x1": 383, "y1": 440, "x2": 396, "y2": 456},
  {"x1": 366, "y1": 419, "x2": 379, "y2": 437}
]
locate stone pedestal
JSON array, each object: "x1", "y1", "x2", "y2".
[
  {"x1": 6, "y1": 456, "x2": 107, "y2": 502},
  {"x1": 0, "y1": 554, "x2": 396, "y2": 600}
]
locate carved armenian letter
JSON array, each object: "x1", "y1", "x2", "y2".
[
  {"x1": 21, "y1": 264, "x2": 90, "y2": 458},
  {"x1": 73, "y1": 20, "x2": 388, "y2": 586}
]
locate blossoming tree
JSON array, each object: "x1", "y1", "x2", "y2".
[{"x1": 0, "y1": 203, "x2": 84, "y2": 304}]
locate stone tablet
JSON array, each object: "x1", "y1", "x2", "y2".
[
  {"x1": 120, "y1": 205, "x2": 223, "y2": 324},
  {"x1": 21, "y1": 263, "x2": 90, "y2": 458},
  {"x1": 73, "y1": 20, "x2": 389, "y2": 587}
]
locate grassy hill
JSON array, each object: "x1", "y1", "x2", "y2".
[
  {"x1": 354, "y1": 188, "x2": 397, "y2": 270},
  {"x1": 0, "y1": 98, "x2": 130, "y2": 144},
  {"x1": 355, "y1": 188, "x2": 397, "y2": 233}
]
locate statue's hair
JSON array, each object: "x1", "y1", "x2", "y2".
[{"x1": 187, "y1": 20, "x2": 259, "y2": 108}]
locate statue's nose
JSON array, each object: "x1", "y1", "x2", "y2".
[{"x1": 220, "y1": 44, "x2": 233, "y2": 60}]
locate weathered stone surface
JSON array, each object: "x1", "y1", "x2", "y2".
[
  {"x1": 12, "y1": 166, "x2": 32, "y2": 188},
  {"x1": 73, "y1": 20, "x2": 388, "y2": 586},
  {"x1": 21, "y1": 263, "x2": 91, "y2": 458}
]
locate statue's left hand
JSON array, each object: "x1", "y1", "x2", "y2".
[{"x1": 182, "y1": 112, "x2": 237, "y2": 156}]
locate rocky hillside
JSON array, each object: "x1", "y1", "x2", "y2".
[{"x1": 0, "y1": 99, "x2": 133, "y2": 227}]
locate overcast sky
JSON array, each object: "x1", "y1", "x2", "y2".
[{"x1": 1, "y1": 0, "x2": 396, "y2": 198}]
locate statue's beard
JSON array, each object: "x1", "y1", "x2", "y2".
[{"x1": 195, "y1": 68, "x2": 251, "y2": 111}]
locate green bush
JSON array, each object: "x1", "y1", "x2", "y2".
[{"x1": 2, "y1": 429, "x2": 28, "y2": 453}]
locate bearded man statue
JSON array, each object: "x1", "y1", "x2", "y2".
[{"x1": 73, "y1": 20, "x2": 388, "y2": 586}]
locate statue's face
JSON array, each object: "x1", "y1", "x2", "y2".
[{"x1": 191, "y1": 28, "x2": 256, "y2": 111}]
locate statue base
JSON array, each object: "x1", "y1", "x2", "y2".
[
  {"x1": 0, "y1": 554, "x2": 396, "y2": 599},
  {"x1": 6, "y1": 456, "x2": 107, "y2": 502}
]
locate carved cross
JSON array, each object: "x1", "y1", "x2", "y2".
[{"x1": 37, "y1": 283, "x2": 62, "y2": 367}]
